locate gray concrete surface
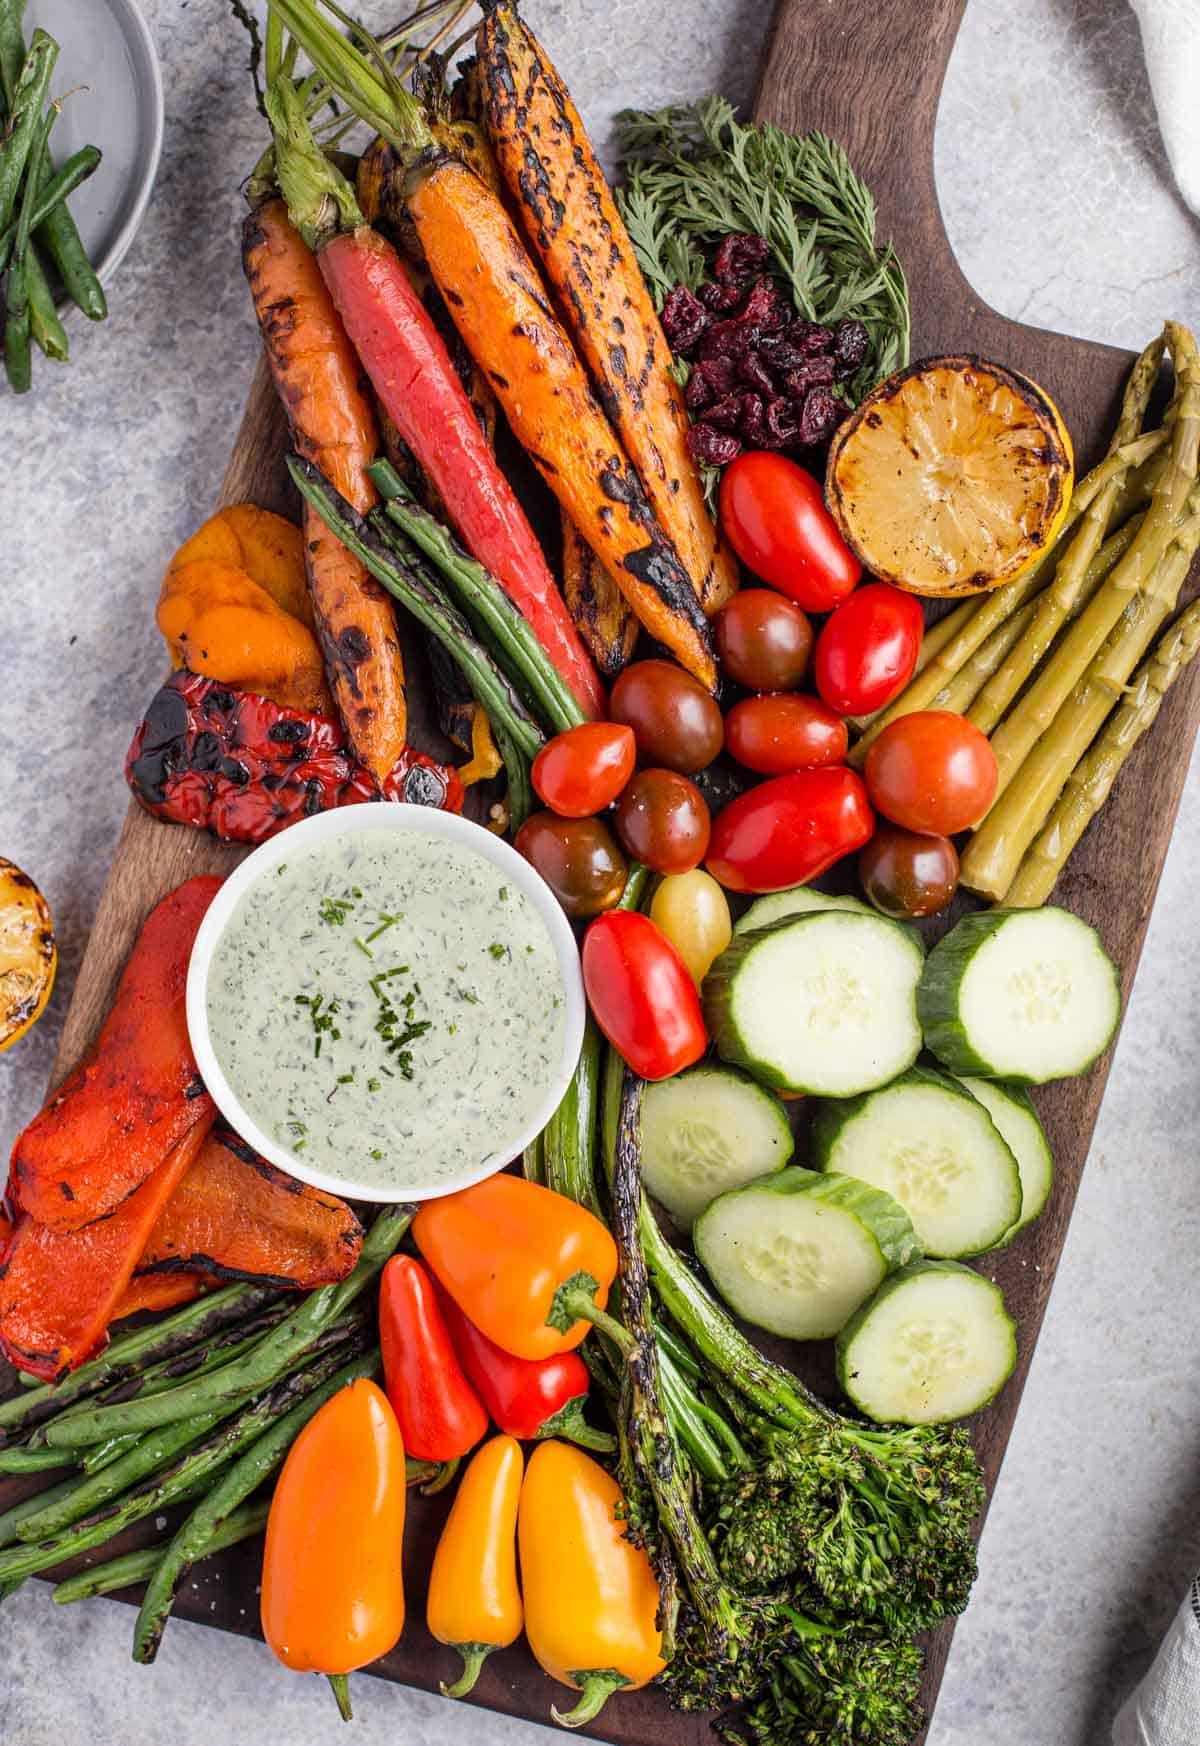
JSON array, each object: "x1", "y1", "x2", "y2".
[{"x1": 1, "y1": 2, "x2": 1197, "y2": 1743}]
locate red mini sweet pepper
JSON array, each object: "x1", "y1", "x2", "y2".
[
  {"x1": 436, "y1": 1282, "x2": 613, "y2": 1451},
  {"x1": 378, "y1": 1256, "x2": 488, "y2": 1462}
]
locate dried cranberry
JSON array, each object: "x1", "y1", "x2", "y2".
[
  {"x1": 787, "y1": 320, "x2": 835, "y2": 355},
  {"x1": 688, "y1": 423, "x2": 742, "y2": 466},
  {"x1": 782, "y1": 356, "x2": 836, "y2": 396},
  {"x1": 833, "y1": 318, "x2": 870, "y2": 377},
  {"x1": 684, "y1": 355, "x2": 737, "y2": 411},
  {"x1": 739, "y1": 349, "x2": 778, "y2": 396},
  {"x1": 705, "y1": 393, "x2": 748, "y2": 430},
  {"x1": 697, "y1": 280, "x2": 744, "y2": 312},
  {"x1": 712, "y1": 232, "x2": 771, "y2": 284},
  {"x1": 700, "y1": 318, "x2": 759, "y2": 361},
  {"x1": 661, "y1": 284, "x2": 710, "y2": 355},
  {"x1": 763, "y1": 397, "x2": 802, "y2": 447},
  {"x1": 758, "y1": 337, "x2": 806, "y2": 374},
  {"x1": 739, "y1": 394, "x2": 769, "y2": 447},
  {"x1": 739, "y1": 276, "x2": 790, "y2": 333},
  {"x1": 797, "y1": 388, "x2": 844, "y2": 448}
]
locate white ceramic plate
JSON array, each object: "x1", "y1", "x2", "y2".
[
  {"x1": 186, "y1": 805, "x2": 588, "y2": 1204},
  {"x1": 24, "y1": 0, "x2": 163, "y2": 298}
]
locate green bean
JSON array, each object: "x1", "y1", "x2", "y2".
[
  {"x1": 0, "y1": 29, "x2": 56, "y2": 233},
  {"x1": 0, "y1": 1443, "x2": 71, "y2": 1474},
  {"x1": 18, "y1": 1418, "x2": 220, "y2": 1543},
  {"x1": 0, "y1": 0, "x2": 25, "y2": 105},
  {"x1": 37, "y1": 189, "x2": 106, "y2": 322},
  {"x1": 0, "y1": 147, "x2": 100, "y2": 273},
  {"x1": 0, "y1": 1282, "x2": 280, "y2": 1441},
  {"x1": 0, "y1": 1336, "x2": 373, "y2": 1585},
  {"x1": 132, "y1": 1348, "x2": 381, "y2": 1661},
  {"x1": 3, "y1": 94, "x2": 54, "y2": 390},
  {"x1": 26, "y1": 242, "x2": 67, "y2": 359},
  {"x1": 80, "y1": 1433, "x2": 142, "y2": 1475},
  {"x1": 0, "y1": 1474, "x2": 78, "y2": 1548},
  {"x1": 53, "y1": 1497, "x2": 272, "y2": 1607},
  {"x1": 44, "y1": 1209, "x2": 411, "y2": 1447}
]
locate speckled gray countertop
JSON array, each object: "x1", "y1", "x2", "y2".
[{"x1": 1, "y1": 3, "x2": 1198, "y2": 1744}]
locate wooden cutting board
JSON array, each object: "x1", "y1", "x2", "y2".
[{"x1": 5, "y1": 0, "x2": 1198, "y2": 1739}]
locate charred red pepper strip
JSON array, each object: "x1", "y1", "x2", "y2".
[
  {"x1": 435, "y1": 1281, "x2": 613, "y2": 1451},
  {"x1": 125, "y1": 671, "x2": 463, "y2": 846},
  {"x1": 378, "y1": 1256, "x2": 488, "y2": 1463}
]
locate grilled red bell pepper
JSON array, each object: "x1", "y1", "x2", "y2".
[
  {"x1": 436, "y1": 1281, "x2": 613, "y2": 1451},
  {"x1": 378, "y1": 1255, "x2": 488, "y2": 1462},
  {"x1": 125, "y1": 671, "x2": 463, "y2": 845}
]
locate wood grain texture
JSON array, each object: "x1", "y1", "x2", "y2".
[{"x1": 4, "y1": 1, "x2": 1199, "y2": 1740}]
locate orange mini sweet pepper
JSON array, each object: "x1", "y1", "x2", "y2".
[
  {"x1": 518, "y1": 1440, "x2": 666, "y2": 1728},
  {"x1": 260, "y1": 1377, "x2": 406, "y2": 1719},
  {"x1": 427, "y1": 1433, "x2": 524, "y2": 1698},
  {"x1": 412, "y1": 1174, "x2": 629, "y2": 1362}
]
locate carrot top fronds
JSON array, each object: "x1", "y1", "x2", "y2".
[
  {"x1": 264, "y1": 74, "x2": 362, "y2": 252},
  {"x1": 267, "y1": 0, "x2": 433, "y2": 157}
]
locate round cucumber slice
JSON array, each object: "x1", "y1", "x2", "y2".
[
  {"x1": 959, "y1": 1078, "x2": 1053, "y2": 1246},
  {"x1": 811, "y1": 1066, "x2": 1021, "y2": 1258},
  {"x1": 693, "y1": 1166, "x2": 919, "y2": 1341},
  {"x1": 836, "y1": 1260, "x2": 1017, "y2": 1424},
  {"x1": 640, "y1": 1067, "x2": 793, "y2": 1230},
  {"x1": 918, "y1": 906, "x2": 1120, "y2": 1084},
  {"x1": 735, "y1": 884, "x2": 871, "y2": 935}
]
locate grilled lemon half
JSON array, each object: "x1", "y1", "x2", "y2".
[
  {"x1": 0, "y1": 858, "x2": 56, "y2": 1054},
  {"x1": 827, "y1": 355, "x2": 1074, "y2": 596}
]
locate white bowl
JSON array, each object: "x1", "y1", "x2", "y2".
[{"x1": 186, "y1": 805, "x2": 586, "y2": 1204}]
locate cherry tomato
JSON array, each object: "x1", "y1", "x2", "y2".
[
  {"x1": 613, "y1": 770, "x2": 710, "y2": 874},
  {"x1": 859, "y1": 825, "x2": 960, "y2": 918},
  {"x1": 706, "y1": 767, "x2": 874, "y2": 894},
  {"x1": 814, "y1": 583, "x2": 925, "y2": 716},
  {"x1": 610, "y1": 660, "x2": 723, "y2": 774},
  {"x1": 719, "y1": 452, "x2": 861, "y2": 612},
  {"x1": 715, "y1": 590, "x2": 813, "y2": 691},
  {"x1": 582, "y1": 911, "x2": 707, "y2": 1081},
  {"x1": 725, "y1": 694, "x2": 848, "y2": 776},
  {"x1": 864, "y1": 711, "x2": 997, "y2": 836},
  {"x1": 514, "y1": 812, "x2": 627, "y2": 917},
  {"x1": 649, "y1": 870, "x2": 732, "y2": 986},
  {"x1": 532, "y1": 723, "x2": 636, "y2": 818}
]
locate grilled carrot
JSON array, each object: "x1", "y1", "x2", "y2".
[
  {"x1": 242, "y1": 198, "x2": 408, "y2": 783},
  {"x1": 264, "y1": 8, "x2": 717, "y2": 690},
  {"x1": 560, "y1": 510, "x2": 638, "y2": 679},
  {"x1": 477, "y1": 2, "x2": 739, "y2": 614}
]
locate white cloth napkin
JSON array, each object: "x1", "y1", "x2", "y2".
[
  {"x1": 1112, "y1": 1577, "x2": 1200, "y2": 1746},
  {"x1": 1129, "y1": 0, "x2": 1200, "y2": 213}
]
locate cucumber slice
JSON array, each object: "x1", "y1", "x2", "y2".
[
  {"x1": 693, "y1": 1166, "x2": 919, "y2": 1340},
  {"x1": 640, "y1": 1067, "x2": 793, "y2": 1230},
  {"x1": 836, "y1": 1260, "x2": 1017, "y2": 1424},
  {"x1": 704, "y1": 911, "x2": 924, "y2": 1097},
  {"x1": 918, "y1": 906, "x2": 1120, "y2": 1083},
  {"x1": 959, "y1": 1078, "x2": 1053, "y2": 1245},
  {"x1": 734, "y1": 884, "x2": 871, "y2": 935},
  {"x1": 811, "y1": 1065, "x2": 1021, "y2": 1258}
]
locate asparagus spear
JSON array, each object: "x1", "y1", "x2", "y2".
[
  {"x1": 1003, "y1": 599, "x2": 1200, "y2": 906},
  {"x1": 970, "y1": 335, "x2": 1165, "y2": 734},
  {"x1": 52, "y1": 1497, "x2": 272, "y2": 1607},
  {"x1": 979, "y1": 324, "x2": 1200, "y2": 812},
  {"x1": 962, "y1": 498, "x2": 1200, "y2": 900}
]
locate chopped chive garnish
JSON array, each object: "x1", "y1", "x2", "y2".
[
  {"x1": 499, "y1": 885, "x2": 509, "y2": 900},
  {"x1": 353, "y1": 936, "x2": 373, "y2": 959},
  {"x1": 488, "y1": 942, "x2": 507, "y2": 960},
  {"x1": 277, "y1": 864, "x2": 287, "y2": 875},
  {"x1": 369, "y1": 1149, "x2": 383, "y2": 1161},
  {"x1": 366, "y1": 914, "x2": 401, "y2": 942},
  {"x1": 367, "y1": 1077, "x2": 381, "y2": 1093},
  {"x1": 336, "y1": 1071, "x2": 355, "y2": 1085},
  {"x1": 294, "y1": 1140, "x2": 307, "y2": 1152}
]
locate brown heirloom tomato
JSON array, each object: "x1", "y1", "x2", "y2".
[
  {"x1": 613, "y1": 771, "x2": 711, "y2": 875},
  {"x1": 725, "y1": 694, "x2": 848, "y2": 776},
  {"x1": 859, "y1": 825, "x2": 959, "y2": 918},
  {"x1": 610, "y1": 660, "x2": 723, "y2": 774},
  {"x1": 714, "y1": 590, "x2": 813, "y2": 692},
  {"x1": 514, "y1": 812, "x2": 628, "y2": 917}
]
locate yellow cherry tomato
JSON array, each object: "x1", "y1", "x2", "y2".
[{"x1": 649, "y1": 869, "x2": 732, "y2": 986}]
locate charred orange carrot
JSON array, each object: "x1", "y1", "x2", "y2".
[
  {"x1": 560, "y1": 511, "x2": 638, "y2": 679},
  {"x1": 10, "y1": 878, "x2": 219, "y2": 1233},
  {"x1": 265, "y1": 11, "x2": 717, "y2": 690},
  {"x1": 478, "y1": 2, "x2": 739, "y2": 614},
  {"x1": 242, "y1": 198, "x2": 408, "y2": 783}
]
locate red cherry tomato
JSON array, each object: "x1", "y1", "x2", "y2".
[
  {"x1": 581, "y1": 911, "x2": 708, "y2": 1081},
  {"x1": 705, "y1": 767, "x2": 874, "y2": 893},
  {"x1": 610, "y1": 660, "x2": 724, "y2": 774},
  {"x1": 715, "y1": 590, "x2": 814, "y2": 691},
  {"x1": 725, "y1": 694, "x2": 848, "y2": 776},
  {"x1": 815, "y1": 583, "x2": 925, "y2": 716},
  {"x1": 864, "y1": 711, "x2": 997, "y2": 836},
  {"x1": 613, "y1": 770, "x2": 711, "y2": 874},
  {"x1": 859, "y1": 824, "x2": 959, "y2": 918},
  {"x1": 531, "y1": 723, "x2": 636, "y2": 818},
  {"x1": 719, "y1": 452, "x2": 861, "y2": 612}
]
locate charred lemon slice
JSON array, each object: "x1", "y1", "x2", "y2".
[
  {"x1": 0, "y1": 859, "x2": 56, "y2": 1053},
  {"x1": 827, "y1": 356, "x2": 1074, "y2": 596}
]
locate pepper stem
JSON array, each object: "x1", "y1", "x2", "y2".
[
  {"x1": 551, "y1": 1671, "x2": 631, "y2": 1730},
  {"x1": 327, "y1": 1673, "x2": 354, "y2": 1722},
  {"x1": 440, "y1": 1642, "x2": 492, "y2": 1700},
  {"x1": 549, "y1": 1282, "x2": 636, "y2": 1356},
  {"x1": 537, "y1": 1394, "x2": 616, "y2": 1453},
  {"x1": 421, "y1": 1455, "x2": 461, "y2": 1496}
]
